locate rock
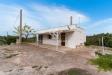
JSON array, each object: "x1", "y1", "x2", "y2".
[{"x1": 0, "y1": 71, "x2": 7, "y2": 75}]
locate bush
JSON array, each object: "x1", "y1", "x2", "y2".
[
  {"x1": 22, "y1": 37, "x2": 36, "y2": 43},
  {"x1": 0, "y1": 36, "x2": 18, "y2": 45},
  {"x1": 0, "y1": 35, "x2": 36, "y2": 45},
  {"x1": 0, "y1": 36, "x2": 7, "y2": 45},
  {"x1": 6, "y1": 36, "x2": 18, "y2": 45},
  {"x1": 85, "y1": 33, "x2": 112, "y2": 48},
  {"x1": 90, "y1": 54, "x2": 112, "y2": 71}
]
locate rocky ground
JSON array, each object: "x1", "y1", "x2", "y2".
[{"x1": 0, "y1": 44, "x2": 111, "y2": 75}]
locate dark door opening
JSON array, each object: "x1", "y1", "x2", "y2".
[
  {"x1": 61, "y1": 33, "x2": 65, "y2": 46},
  {"x1": 39, "y1": 35, "x2": 43, "y2": 44}
]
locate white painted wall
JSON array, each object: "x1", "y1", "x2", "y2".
[
  {"x1": 65, "y1": 29, "x2": 86, "y2": 48},
  {"x1": 42, "y1": 34, "x2": 61, "y2": 46},
  {"x1": 37, "y1": 26, "x2": 86, "y2": 48}
]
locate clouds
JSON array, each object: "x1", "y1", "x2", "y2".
[
  {"x1": 87, "y1": 18, "x2": 112, "y2": 35},
  {"x1": 31, "y1": 4, "x2": 89, "y2": 28},
  {"x1": 0, "y1": 2, "x2": 112, "y2": 35},
  {"x1": 0, "y1": 3, "x2": 89, "y2": 35},
  {"x1": 0, "y1": 4, "x2": 20, "y2": 35},
  {"x1": 0, "y1": 4, "x2": 42, "y2": 35}
]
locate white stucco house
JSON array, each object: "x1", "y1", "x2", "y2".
[{"x1": 36, "y1": 24, "x2": 86, "y2": 49}]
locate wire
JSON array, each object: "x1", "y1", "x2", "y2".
[{"x1": 12, "y1": 14, "x2": 19, "y2": 27}]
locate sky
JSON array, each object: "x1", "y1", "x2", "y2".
[{"x1": 0, "y1": 0, "x2": 112, "y2": 35}]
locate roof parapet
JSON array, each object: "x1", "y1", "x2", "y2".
[{"x1": 37, "y1": 24, "x2": 84, "y2": 34}]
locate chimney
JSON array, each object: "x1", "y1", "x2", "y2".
[{"x1": 70, "y1": 16, "x2": 73, "y2": 25}]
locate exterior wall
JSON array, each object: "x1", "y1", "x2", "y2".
[
  {"x1": 37, "y1": 28, "x2": 86, "y2": 49},
  {"x1": 65, "y1": 29, "x2": 86, "y2": 48},
  {"x1": 42, "y1": 34, "x2": 61, "y2": 46}
]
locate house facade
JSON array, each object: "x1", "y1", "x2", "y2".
[{"x1": 36, "y1": 24, "x2": 86, "y2": 49}]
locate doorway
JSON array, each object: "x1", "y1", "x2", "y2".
[
  {"x1": 39, "y1": 35, "x2": 43, "y2": 44},
  {"x1": 61, "y1": 33, "x2": 65, "y2": 46}
]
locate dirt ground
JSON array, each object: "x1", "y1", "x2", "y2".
[{"x1": 0, "y1": 44, "x2": 112, "y2": 75}]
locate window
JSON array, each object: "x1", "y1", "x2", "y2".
[{"x1": 48, "y1": 35, "x2": 52, "y2": 39}]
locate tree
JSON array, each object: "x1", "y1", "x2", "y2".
[
  {"x1": 85, "y1": 33, "x2": 112, "y2": 48},
  {"x1": 13, "y1": 24, "x2": 36, "y2": 40}
]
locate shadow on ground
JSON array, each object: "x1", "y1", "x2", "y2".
[{"x1": 51, "y1": 68, "x2": 92, "y2": 75}]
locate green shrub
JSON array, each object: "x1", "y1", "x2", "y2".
[
  {"x1": 22, "y1": 37, "x2": 36, "y2": 43},
  {"x1": 91, "y1": 54, "x2": 112, "y2": 71},
  {"x1": 0, "y1": 36, "x2": 18, "y2": 45},
  {"x1": 0, "y1": 35, "x2": 36, "y2": 45},
  {"x1": 6, "y1": 36, "x2": 17, "y2": 45},
  {"x1": 85, "y1": 33, "x2": 112, "y2": 48},
  {"x1": 0, "y1": 37, "x2": 7, "y2": 45}
]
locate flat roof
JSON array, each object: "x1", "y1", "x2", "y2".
[{"x1": 37, "y1": 25, "x2": 84, "y2": 34}]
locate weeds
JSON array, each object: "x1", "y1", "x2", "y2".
[{"x1": 90, "y1": 54, "x2": 112, "y2": 71}]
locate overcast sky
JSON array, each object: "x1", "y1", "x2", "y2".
[{"x1": 0, "y1": 0, "x2": 112, "y2": 35}]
